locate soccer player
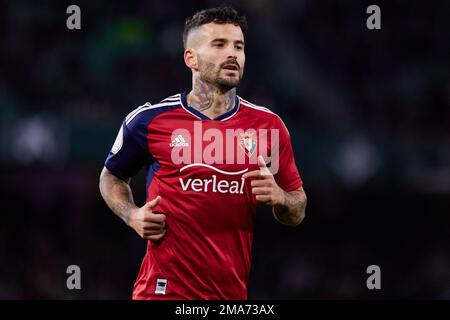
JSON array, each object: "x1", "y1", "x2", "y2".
[{"x1": 99, "y1": 6, "x2": 307, "y2": 300}]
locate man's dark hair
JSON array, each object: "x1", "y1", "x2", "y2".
[{"x1": 183, "y1": 6, "x2": 248, "y2": 49}]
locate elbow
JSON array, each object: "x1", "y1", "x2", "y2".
[
  {"x1": 273, "y1": 208, "x2": 306, "y2": 227},
  {"x1": 292, "y1": 209, "x2": 305, "y2": 226},
  {"x1": 290, "y1": 195, "x2": 307, "y2": 226},
  {"x1": 99, "y1": 167, "x2": 108, "y2": 197},
  {"x1": 284, "y1": 209, "x2": 305, "y2": 227},
  {"x1": 295, "y1": 191, "x2": 307, "y2": 226},
  {"x1": 99, "y1": 167, "x2": 116, "y2": 197},
  {"x1": 290, "y1": 192, "x2": 307, "y2": 226}
]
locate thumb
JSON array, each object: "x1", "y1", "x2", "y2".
[
  {"x1": 258, "y1": 156, "x2": 271, "y2": 175},
  {"x1": 145, "y1": 195, "x2": 162, "y2": 209},
  {"x1": 257, "y1": 155, "x2": 267, "y2": 168}
]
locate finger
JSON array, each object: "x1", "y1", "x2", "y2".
[
  {"x1": 258, "y1": 155, "x2": 272, "y2": 176},
  {"x1": 145, "y1": 230, "x2": 167, "y2": 241},
  {"x1": 144, "y1": 195, "x2": 162, "y2": 209},
  {"x1": 258, "y1": 155, "x2": 267, "y2": 168},
  {"x1": 143, "y1": 228, "x2": 166, "y2": 237},
  {"x1": 143, "y1": 212, "x2": 166, "y2": 223},
  {"x1": 243, "y1": 170, "x2": 264, "y2": 180},
  {"x1": 251, "y1": 187, "x2": 271, "y2": 195},
  {"x1": 255, "y1": 195, "x2": 271, "y2": 202},
  {"x1": 143, "y1": 222, "x2": 165, "y2": 231},
  {"x1": 250, "y1": 179, "x2": 271, "y2": 187}
]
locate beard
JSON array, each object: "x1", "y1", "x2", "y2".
[{"x1": 198, "y1": 57, "x2": 243, "y2": 91}]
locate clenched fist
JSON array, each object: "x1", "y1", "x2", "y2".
[
  {"x1": 128, "y1": 196, "x2": 166, "y2": 241},
  {"x1": 243, "y1": 156, "x2": 286, "y2": 206}
]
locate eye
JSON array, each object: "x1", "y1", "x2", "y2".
[{"x1": 214, "y1": 43, "x2": 224, "y2": 48}]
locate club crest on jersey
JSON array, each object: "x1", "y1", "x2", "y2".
[{"x1": 239, "y1": 131, "x2": 257, "y2": 157}]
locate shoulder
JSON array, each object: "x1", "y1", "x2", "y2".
[
  {"x1": 238, "y1": 96, "x2": 289, "y2": 132},
  {"x1": 125, "y1": 93, "x2": 182, "y2": 128},
  {"x1": 238, "y1": 96, "x2": 275, "y2": 116}
]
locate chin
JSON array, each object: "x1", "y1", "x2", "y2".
[{"x1": 216, "y1": 78, "x2": 240, "y2": 90}]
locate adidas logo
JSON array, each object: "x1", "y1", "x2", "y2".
[{"x1": 169, "y1": 134, "x2": 189, "y2": 147}]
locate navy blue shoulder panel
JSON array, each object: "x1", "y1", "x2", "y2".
[
  {"x1": 104, "y1": 96, "x2": 181, "y2": 179},
  {"x1": 124, "y1": 100, "x2": 182, "y2": 150}
]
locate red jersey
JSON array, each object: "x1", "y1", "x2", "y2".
[{"x1": 104, "y1": 92, "x2": 302, "y2": 299}]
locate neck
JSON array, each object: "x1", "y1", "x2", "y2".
[{"x1": 187, "y1": 77, "x2": 236, "y2": 119}]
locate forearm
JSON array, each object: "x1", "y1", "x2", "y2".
[
  {"x1": 99, "y1": 167, "x2": 137, "y2": 225},
  {"x1": 272, "y1": 189, "x2": 307, "y2": 226}
]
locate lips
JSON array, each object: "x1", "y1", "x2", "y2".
[{"x1": 223, "y1": 64, "x2": 239, "y2": 71}]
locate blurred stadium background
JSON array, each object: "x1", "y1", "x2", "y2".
[{"x1": 0, "y1": 0, "x2": 449, "y2": 299}]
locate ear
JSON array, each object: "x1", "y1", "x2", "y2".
[{"x1": 184, "y1": 48, "x2": 198, "y2": 71}]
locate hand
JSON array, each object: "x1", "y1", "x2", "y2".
[
  {"x1": 128, "y1": 196, "x2": 166, "y2": 241},
  {"x1": 243, "y1": 156, "x2": 286, "y2": 206}
]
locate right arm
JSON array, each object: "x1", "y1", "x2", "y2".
[
  {"x1": 99, "y1": 167, "x2": 135, "y2": 225},
  {"x1": 99, "y1": 167, "x2": 166, "y2": 241}
]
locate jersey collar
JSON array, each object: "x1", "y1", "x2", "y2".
[{"x1": 180, "y1": 92, "x2": 240, "y2": 121}]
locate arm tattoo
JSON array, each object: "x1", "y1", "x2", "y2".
[
  {"x1": 273, "y1": 190, "x2": 307, "y2": 226},
  {"x1": 99, "y1": 168, "x2": 137, "y2": 225},
  {"x1": 109, "y1": 176, "x2": 135, "y2": 223}
]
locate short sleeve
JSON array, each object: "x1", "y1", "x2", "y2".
[
  {"x1": 272, "y1": 117, "x2": 303, "y2": 192},
  {"x1": 104, "y1": 119, "x2": 150, "y2": 180}
]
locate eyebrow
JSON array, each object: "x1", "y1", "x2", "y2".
[{"x1": 211, "y1": 38, "x2": 245, "y2": 46}]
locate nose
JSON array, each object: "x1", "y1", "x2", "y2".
[
  {"x1": 227, "y1": 52, "x2": 237, "y2": 60},
  {"x1": 226, "y1": 45, "x2": 238, "y2": 60}
]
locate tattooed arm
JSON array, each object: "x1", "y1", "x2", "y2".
[
  {"x1": 99, "y1": 167, "x2": 136, "y2": 224},
  {"x1": 99, "y1": 167, "x2": 166, "y2": 240},
  {"x1": 272, "y1": 188, "x2": 307, "y2": 226},
  {"x1": 243, "y1": 156, "x2": 307, "y2": 227}
]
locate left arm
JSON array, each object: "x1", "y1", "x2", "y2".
[
  {"x1": 243, "y1": 156, "x2": 307, "y2": 227},
  {"x1": 272, "y1": 187, "x2": 307, "y2": 226}
]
